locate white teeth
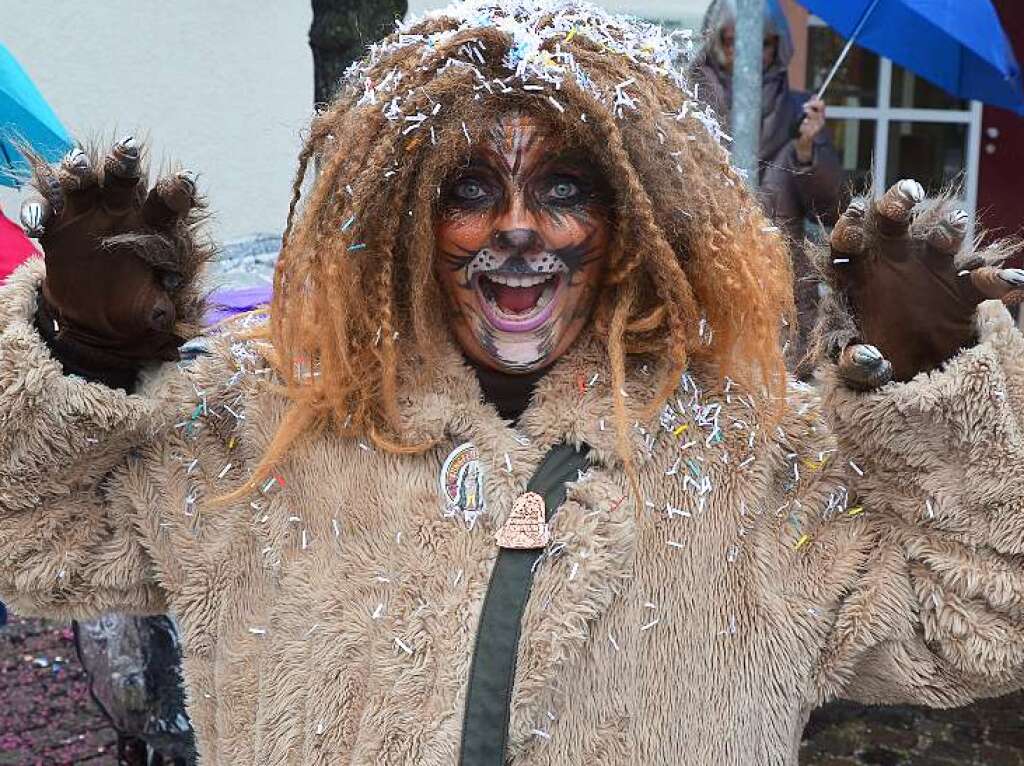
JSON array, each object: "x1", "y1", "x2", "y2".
[
  {"x1": 483, "y1": 275, "x2": 559, "y2": 318},
  {"x1": 485, "y1": 273, "x2": 554, "y2": 288}
]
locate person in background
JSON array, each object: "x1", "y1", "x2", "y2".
[{"x1": 694, "y1": 0, "x2": 842, "y2": 376}]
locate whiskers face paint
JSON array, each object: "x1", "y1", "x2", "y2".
[{"x1": 436, "y1": 114, "x2": 612, "y2": 374}]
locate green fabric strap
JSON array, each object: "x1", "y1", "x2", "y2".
[{"x1": 459, "y1": 443, "x2": 592, "y2": 766}]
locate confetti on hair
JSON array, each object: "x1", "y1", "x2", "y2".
[{"x1": 343, "y1": 0, "x2": 724, "y2": 143}]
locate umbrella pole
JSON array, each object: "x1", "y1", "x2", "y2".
[{"x1": 814, "y1": 0, "x2": 883, "y2": 101}]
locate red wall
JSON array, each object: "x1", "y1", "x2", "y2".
[{"x1": 977, "y1": 0, "x2": 1024, "y2": 244}]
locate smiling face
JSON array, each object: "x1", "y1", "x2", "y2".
[{"x1": 436, "y1": 114, "x2": 612, "y2": 374}]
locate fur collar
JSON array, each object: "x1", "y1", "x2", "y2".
[{"x1": 395, "y1": 330, "x2": 668, "y2": 475}]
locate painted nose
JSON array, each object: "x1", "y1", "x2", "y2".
[{"x1": 492, "y1": 228, "x2": 540, "y2": 255}]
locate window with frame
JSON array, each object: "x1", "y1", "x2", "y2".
[{"x1": 805, "y1": 18, "x2": 982, "y2": 235}]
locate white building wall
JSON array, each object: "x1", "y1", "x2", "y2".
[
  {"x1": 2, "y1": 1, "x2": 709, "y2": 242},
  {"x1": 1, "y1": 1, "x2": 314, "y2": 242}
]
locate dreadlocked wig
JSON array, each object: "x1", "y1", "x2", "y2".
[{"x1": 239, "y1": 0, "x2": 794, "y2": 498}]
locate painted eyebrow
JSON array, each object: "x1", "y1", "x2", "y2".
[{"x1": 453, "y1": 144, "x2": 610, "y2": 205}]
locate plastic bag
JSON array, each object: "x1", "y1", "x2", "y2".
[{"x1": 74, "y1": 614, "x2": 196, "y2": 762}]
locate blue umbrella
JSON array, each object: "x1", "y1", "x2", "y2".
[
  {"x1": 0, "y1": 40, "x2": 71, "y2": 187},
  {"x1": 797, "y1": 0, "x2": 1024, "y2": 115}
]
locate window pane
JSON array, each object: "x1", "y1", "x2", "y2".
[
  {"x1": 890, "y1": 66, "x2": 968, "y2": 110},
  {"x1": 825, "y1": 118, "x2": 875, "y2": 190},
  {"x1": 806, "y1": 25, "x2": 879, "y2": 107},
  {"x1": 886, "y1": 122, "x2": 967, "y2": 190}
]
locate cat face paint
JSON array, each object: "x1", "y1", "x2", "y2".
[{"x1": 436, "y1": 115, "x2": 612, "y2": 374}]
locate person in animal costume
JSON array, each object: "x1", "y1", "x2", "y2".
[{"x1": 4, "y1": 2, "x2": 1024, "y2": 764}]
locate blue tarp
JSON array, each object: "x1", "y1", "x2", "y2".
[{"x1": 0, "y1": 41, "x2": 71, "y2": 186}]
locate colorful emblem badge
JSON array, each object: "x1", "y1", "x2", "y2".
[{"x1": 439, "y1": 442, "x2": 486, "y2": 526}]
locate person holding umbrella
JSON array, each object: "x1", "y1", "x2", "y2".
[{"x1": 694, "y1": 0, "x2": 842, "y2": 378}]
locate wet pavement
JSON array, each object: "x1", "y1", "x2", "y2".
[
  {"x1": 0, "y1": 616, "x2": 115, "y2": 764},
  {"x1": 802, "y1": 694, "x2": 1024, "y2": 766}
]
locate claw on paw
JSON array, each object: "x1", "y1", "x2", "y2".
[
  {"x1": 838, "y1": 343, "x2": 893, "y2": 390},
  {"x1": 927, "y1": 208, "x2": 968, "y2": 255},
  {"x1": 157, "y1": 172, "x2": 197, "y2": 213},
  {"x1": 144, "y1": 170, "x2": 199, "y2": 225},
  {"x1": 877, "y1": 179, "x2": 924, "y2": 224},
  {"x1": 58, "y1": 146, "x2": 96, "y2": 190},
  {"x1": 1000, "y1": 268, "x2": 1024, "y2": 287},
  {"x1": 831, "y1": 198, "x2": 868, "y2": 254},
  {"x1": 64, "y1": 147, "x2": 89, "y2": 170},
  {"x1": 971, "y1": 266, "x2": 1024, "y2": 299},
  {"x1": 105, "y1": 135, "x2": 142, "y2": 179},
  {"x1": 20, "y1": 199, "x2": 51, "y2": 238}
]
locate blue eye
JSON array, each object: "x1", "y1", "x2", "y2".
[
  {"x1": 454, "y1": 179, "x2": 487, "y2": 200},
  {"x1": 548, "y1": 180, "x2": 580, "y2": 201}
]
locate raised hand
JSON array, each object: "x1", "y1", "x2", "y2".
[
  {"x1": 795, "y1": 98, "x2": 826, "y2": 164},
  {"x1": 20, "y1": 137, "x2": 209, "y2": 370},
  {"x1": 814, "y1": 180, "x2": 1023, "y2": 389}
]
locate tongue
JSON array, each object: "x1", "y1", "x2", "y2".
[{"x1": 493, "y1": 283, "x2": 546, "y2": 314}]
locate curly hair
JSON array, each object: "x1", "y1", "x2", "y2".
[{"x1": 229, "y1": 1, "x2": 794, "y2": 500}]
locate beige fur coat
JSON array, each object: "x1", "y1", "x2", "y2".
[{"x1": 2, "y1": 259, "x2": 1023, "y2": 765}]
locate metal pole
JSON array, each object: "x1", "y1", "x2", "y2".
[{"x1": 731, "y1": 0, "x2": 764, "y2": 187}]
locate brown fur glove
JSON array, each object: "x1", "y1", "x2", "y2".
[
  {"x1": 20, "y1": 137, "x2": 211, "y2": 387},
  {"x1": 810, "y1": 179, "x2": 1024, "y2": 389}
]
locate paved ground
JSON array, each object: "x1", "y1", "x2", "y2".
[
  {"x1": 0, "y1": 617, "x2": 115, "y2": 764},
  {"x1": 802, "y1": 695, "x2": 1024, "y2": 766},
  {"x1": 2, "y1": 614, "x2": 1022, "y2": 765}
]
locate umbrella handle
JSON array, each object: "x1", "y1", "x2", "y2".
[{"x1": 813, "y1": 0, "x2": 883, "y2": 102}]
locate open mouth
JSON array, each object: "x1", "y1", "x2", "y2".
[{"x1": 475, "y1": 271, "x2": 563, "y2": 332}]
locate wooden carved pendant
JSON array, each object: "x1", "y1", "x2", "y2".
[{"x1": 495, "y1": 491, "x2": 550, "y2": 550}]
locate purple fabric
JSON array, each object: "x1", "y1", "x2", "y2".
[{"x1": 204, "y1": 285, "x2": 273, "y2": 326}]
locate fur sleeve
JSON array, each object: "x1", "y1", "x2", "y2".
[
  {"x1": 815, "y1": 301, "x2": 1024, "y2": 706},
  {"x1": 0, "y1": 259, "x2": 173, "y2": 619}
]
